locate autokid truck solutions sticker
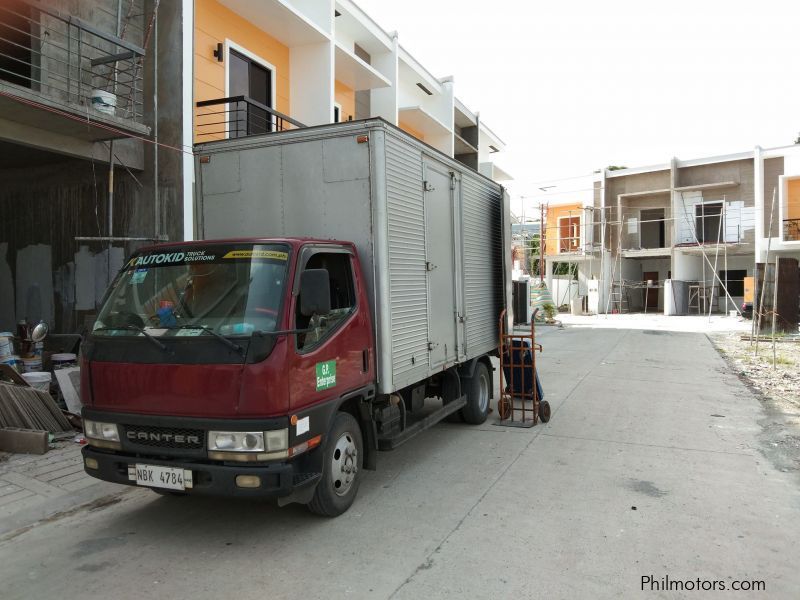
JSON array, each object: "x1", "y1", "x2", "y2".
[
  {"x1": 124, "y1": 245, "x2": 289, "y2": 269},
  {"x1": 315, "y1": 360, "x2": 336, "y2": 391},
  {"x1": 222, "y1": 250, "x2": 288, "y2": 261}
]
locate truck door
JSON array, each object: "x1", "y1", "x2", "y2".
[
  {"x1": 423, "y1": 159, "x2": 461, "y2": 368},
  {"x1": 288, "y1": 247, "x2": 371, "y2": 414}
]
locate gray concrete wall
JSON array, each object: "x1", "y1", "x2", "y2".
[
  {"x1": 676, "y1": 159, "x2": 756, "y2": 245},
  {"x1": 763, "y1": 157, "x2": 784, "y2": 237},
  {"x1": 605, "y1": 169, "x2": 670, "y2": 253},
  {"x1": 0, "y1": 0, "x2": 186, "y2": 333},
  {"x1": 0, "y1": 159, "x2": 144, "y2": 332},
  {"x1": 677, "y1": 159, "x2": 754, "y2": 207},
  {"x1": 619, "y1": 193, "x2": 671, "y2": 250}
]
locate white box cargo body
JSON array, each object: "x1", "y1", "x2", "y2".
[{"x1": 195, "y1": 119, "x2": 511, "y2": 395}]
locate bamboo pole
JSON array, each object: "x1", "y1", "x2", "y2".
[{"x1": 755, "y1": 188, "x2": 777, "y2": 357}]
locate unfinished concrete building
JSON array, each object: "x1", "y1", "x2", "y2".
[
  {"x1": 0, "y1": 0, "x2": 191, "y2": 334},
  {"x1": 543, "y1": 144, "x2": 800, "y2": 316}
]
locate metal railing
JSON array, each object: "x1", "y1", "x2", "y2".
[
  {"x1": 195, "y1": 96, "x2": 306, "y2": 140},
  {"x1": 0, "y1": 0, "x2": 146, "y2": 122},
  {"x1": 784, "y1": 218, "x2": 800, "y2": 242}
]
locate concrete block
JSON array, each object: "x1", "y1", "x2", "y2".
[{"x1": 0, "y1": 428, "x2": 49, "y2": 455}]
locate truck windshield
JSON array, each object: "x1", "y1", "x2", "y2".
[{"x1": 93, "y1": 243, "x2": 290, "y2": 338}]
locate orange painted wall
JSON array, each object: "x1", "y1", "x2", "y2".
[
  {"x1": 194, "y1": 0, "x2": 291, "y2": 142},
  {"x1": 334, "y1": 80, "x2": 355, "y2": 122},
  {"x1": 545, "y1": 203, "x2": 583, "y2": 256},
  {"x1": 788, "y1": 178, "x2": 800, "y2": 220},
  {"x1": 398, "y1": 120, "x2": 425, "y2": 142}
]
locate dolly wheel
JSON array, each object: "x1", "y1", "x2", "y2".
[
  {"x1": 538, "y1": 400, "x2": 551, "y2": 423},
  {"x1": 498, "y1": 397, "x2": 512, "y2": 420}
]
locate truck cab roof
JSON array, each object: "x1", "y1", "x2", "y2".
[{"x1": 134, "y1": 238, "x2": 355, "y2": 255}]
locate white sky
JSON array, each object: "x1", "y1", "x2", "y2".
[{"x1": 355, "y1": 0, "x2": 800, "y2": 212}]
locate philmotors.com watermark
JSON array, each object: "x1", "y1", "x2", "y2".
[{"x1": 642, "y1": 575, "x2": 765, "y2": 592}]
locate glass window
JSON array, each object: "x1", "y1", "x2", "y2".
[
  {"x1": 93, "y1": 244, "x2": 289, "y2": 337},
  {"x1": 296, "y1": 252, "x2": 356, "y2": 351}
]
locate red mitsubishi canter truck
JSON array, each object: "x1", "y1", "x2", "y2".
[{"x1": 82, "y1": 120, "x2": 511, "y2": 516}]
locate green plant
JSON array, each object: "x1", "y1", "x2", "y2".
[{"x1": 542, "y1": 303, "x2": 556, "y2": 321}]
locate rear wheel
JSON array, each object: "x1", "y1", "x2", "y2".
[
  {"x1": 461, "y1": 361, "x2": 491, "y2": 425},
  {"x1": 308, "y1": 412, "x2": 363, "y2": 517}
]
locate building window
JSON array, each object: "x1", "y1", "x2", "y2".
[
  {"x1": 295, "y1": 252, "x2": 356, "y2": 351},
  {"x1": 333, "y1": 103, "x2": 341, "y2": 123},
  {"x1": 719, "y1": 270, "x2": 746, "y2": 296},
  {"x1": 558, "y1": 216, "x2": 580, "y2": 252},
  {"x1": 695, "y1": 202, "x2": 723, "y2": 243},
  {"x1": 640, "y1": 208, "x2": 666, "y2": 248}
]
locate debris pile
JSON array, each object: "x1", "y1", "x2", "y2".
[{"x1": 0, "y1": 381, "x2": 73, "y2": 433}]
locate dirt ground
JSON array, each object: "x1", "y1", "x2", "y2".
[{"x1": 710, "y1": 329, "x2": 800, "y2": 473}]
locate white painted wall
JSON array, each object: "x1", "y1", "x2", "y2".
[
  {"x1": 551, "y1": 276, "x2": 579, "y2": 308},
  {"x1": 369, "y1": 36, "x2": 398, "y2": 124},
  {"x1": 396, "y1": 73, "x2": 450, "y2": 129},
  {"x1": 334, "y1": 26, "x2": 357, "y2": 51},
  {"x1": 672, "y1": 251, "x2": 703, "y2": 281},
  {"x1": 290, "y1": 41, "x2": 334, "y2": 124},
  {"x1": 286, "y1": 0, "x2": 333, "y2": 34}
]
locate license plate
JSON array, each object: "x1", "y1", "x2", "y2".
[{"x1": 128, "y1": 464, "x2": 193, "y2": 490}]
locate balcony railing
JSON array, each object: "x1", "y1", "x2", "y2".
[
  {"x1": 195, "y1": 96, "x2": 306, "y2": 141},
  {"x1": 0, "y1": 0, "x2": 146, "y2": 124},
  {"x1": 784, "y1": 218, "x2": 800, "y2": 242}
]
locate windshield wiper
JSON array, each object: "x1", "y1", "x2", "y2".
[
  {"x1": 93, "y1": 325, "x2": 169, "y2": 352},
  {"x1": 167, "y1": 324, "x2": 244, "y2": 355}
]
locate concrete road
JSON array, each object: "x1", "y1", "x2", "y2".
[{"x1": 1, "y1": 327, "x2": 798, "y2": 599}]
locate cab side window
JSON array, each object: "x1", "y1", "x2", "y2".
[{"x1": 296, "y1": 252, "x2": 356, "y2": 351}]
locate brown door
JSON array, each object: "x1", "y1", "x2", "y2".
[{"x1": 643, "y1": 271, "x2": 659, "y2": 309}]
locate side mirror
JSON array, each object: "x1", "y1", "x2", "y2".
[{"x1": 300, "y1": 269, "x2": 331, "y2": 317}]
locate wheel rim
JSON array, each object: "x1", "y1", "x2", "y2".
[
  {"x1": 478, "y1": 372, "x2": 489, "y2": 413},
  {"x1": 330, "y1": 431, "x2": 358, "y2": 496}
]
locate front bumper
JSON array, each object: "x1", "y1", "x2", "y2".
[{"x1": 82, "y1": 446, "x2": 321, "y2": 498}]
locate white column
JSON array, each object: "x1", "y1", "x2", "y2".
[
  {"x1": 428, "y1": 76, "x2": 455, "y2": 157},
  {"x1": 754, "y1": 145, "x2": 765, "y2": 263},
  {"x1": 370, "y1": 33, "x2": 398, "y2": 124},
  {"x1": 290, "y1": 40, "x2": 334, "y2": 125}
]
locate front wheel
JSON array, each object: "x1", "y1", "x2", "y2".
[{"x1": 307, "y1": 412, "x2": 363, "y2": 517}]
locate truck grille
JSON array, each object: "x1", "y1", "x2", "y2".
[{"x1": 123, "y1": 425, "x2": 205, "y2": 449}]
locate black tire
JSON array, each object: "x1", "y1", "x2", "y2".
[
  {"x1": 308, "y1": 412, "x2": 363, "y2": 517},
  {"x1": 461, "y1": 361, "x2": 491, "y2": 425},
  {"x1": 538, "y1": 400, "x2": 551, "y2": 423}
]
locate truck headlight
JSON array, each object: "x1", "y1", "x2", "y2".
[
  {"x1": 84, "y1": 419, "x2": 121, "y2": 449},
  {"x1": 208, "y1": 429, "x2": 289, "y2": 461},
  {"x1": 208, "y1": 431, "x2": 265, "y2": 452}
]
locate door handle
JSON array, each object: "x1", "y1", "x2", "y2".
[{"x1": 362, "y1": 348, "x2": 369, "y2": 373}]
